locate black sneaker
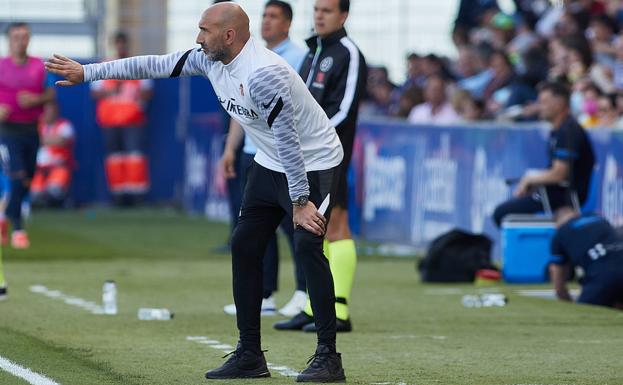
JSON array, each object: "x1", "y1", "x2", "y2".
[
  {"x1": 302, "y1": 318, "x2": 352, "y2": 333},
  {"x1": 273, "y1": 311, "x2": 314, "y2": 331},
  {"x1": 204, "y1": 344, "x2": 270, "y2": 379},
  {"x1": 0, "y1": 286, "x2": 6, "y2": 301},
  {"x1": 296, "y1": 344, "x2": 346, "y2": 383}
]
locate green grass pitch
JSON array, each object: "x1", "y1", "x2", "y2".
[{"x1": 0, "y1": 209, "x2": 622, "y2": 385}]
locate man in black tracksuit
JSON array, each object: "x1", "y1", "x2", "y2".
[{"x1": 275, "y1": 0, "x2": 367, "y2": 333}]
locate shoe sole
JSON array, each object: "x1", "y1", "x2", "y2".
[
  {"x1": 205, "y1": 370, "x2": 271, "y2": 379},
  {"x1": 296, "y1": 374, "x2": 346, "y2": 383}
]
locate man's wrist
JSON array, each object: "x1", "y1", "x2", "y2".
[{"x1": 292, "y1": 195, "x2": 309, "y2": 207}]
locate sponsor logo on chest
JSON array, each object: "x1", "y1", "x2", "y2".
[{"x1": 218, "y1": 96, "x2": 259, "y2": 120}]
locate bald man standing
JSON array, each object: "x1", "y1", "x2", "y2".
[{"x1": 47, "y1": 3, "x2": 346, "y2": 383}]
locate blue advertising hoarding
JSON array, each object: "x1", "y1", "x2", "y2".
[{"x1": 352, "y1": 120, "x2": 623, "y2": 249}]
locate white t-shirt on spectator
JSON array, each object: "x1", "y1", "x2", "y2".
[{"x1": 407, "y1": 102, "x2": 460, "y2": 125}]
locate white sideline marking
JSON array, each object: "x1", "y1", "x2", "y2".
[
  {"x1": 371, "y1": 382, "x2": 406, "y2": 385},
  {"x1": 389, "y1": 335, "x2": 447, "y2": 340},
  {"x1": 516, "y1": 289, "x2": 580, "y2": 301},
  {"x1": 0, "y1": 355, "x2": 61, "y2": 385},
  {"x1": 424, "y1": 287, "x2": 502, "y2": 296},
  {"x1": 186, "y1": 336, "x2": 300, "y2": 377},
  {"x1": 29, "y1": 285, "x2": 104, "y2": 314}
]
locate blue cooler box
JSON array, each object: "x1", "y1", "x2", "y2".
[{"x1": 501, "y1": 215, "x2": 556, "y2": 283}]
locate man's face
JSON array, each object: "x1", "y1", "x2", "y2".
[
  {"x1": 424, "y1": 77, "x2": 445, "y2": 105},
  {"x1": 196, "y1": 13, "x2": 227, "y2": 62},
  {"x1": 261, "y1": 5, "x2": 290, "y2": 44},
  {"x1": 114, "y1": 38, "x2": 129, "y2": 58},
  {"x1": 8, "y1": 26, "x2": 30, "y2": 57},
  {"x1": 314, "y1": 0, "x2": 347, "y2": 38},
  {"x1": 538, "y1": 90, "x2": 562, "y2": 122}
]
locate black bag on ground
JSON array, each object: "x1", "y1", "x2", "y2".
[{"x1": 418, "y1": 229, "x2": 494, "y2": 283}]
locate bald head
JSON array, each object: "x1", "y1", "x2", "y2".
[{"x1": 196, "y1": 2, "x2": 251, "y2": 64}]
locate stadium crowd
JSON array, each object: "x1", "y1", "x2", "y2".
[{"x1": 361, "y1": 0, "x2": 623, "y2": 129}]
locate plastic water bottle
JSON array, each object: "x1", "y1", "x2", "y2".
[
  {"x1": 480, "y1": 293, "x2": 508, "y2": 307},
  {"x1": 461, "y1": 295, "x2": 482, "y2": 308},
  {"x1": 461, "y1": 294, "x2": 507, "y2": 308},
  {"x1": 137, "y1": 308, "x2": 174, "y2": 320},
  {"x1": 102, "y1": 280, "x2": 118, "y2": 315}
]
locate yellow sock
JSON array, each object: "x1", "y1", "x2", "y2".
[
  {"x1": 303, "y1": 240, "x2": 332, "y2": 317},
  {"x1": 0, "y1": 247, "x2": 5, "y2": 287},
  {"x1": 329, "y1": 239, "x2": 357, "y2": 320},
  {"x1": 323, "y1": 239, "x2": 331, "y2": 260}
]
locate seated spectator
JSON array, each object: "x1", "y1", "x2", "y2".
[
  {"x1": 488, "y1": 12, "x2": 515, "y2": 50},
  {"x1": 588, "y1": 14, "x2": 618, "y2": 69},
  {"x1": 30, "y1": 102, "x2": 75, "y2": 208},
  {"x1": 482, "y1": 50, "x2": 516, "y2": 106},
  {"x1": 421, "y1": 54, "x2": 454, "y2": 81},
  {"x1": 549, "y1": 207, "x2": 623, "y2": 309},
  {"x1": 492, "y1": 81, "x2": 595, "y2": 227},
  {"x1": 576, "y1": 80, "x2": 602, "y2": 128},
  {"x1": 360, "y1": 79, "x2": 394, "y2": 118},
  {"x1": 452, "y1": 89, "x2": 486, "y2": 121},
  {"x1": 408, "y1": 74, "x2": 459, "y2": 125},
  {"x1": 595, "y1": 93, "x2": 619, "y2": 127},
  {"x1": 611, "y1": 35, "x2": 623, "y2": 90},
  {"x1": 455, "y1": 44, "x2": 493, "y2": 99},
  {"x1": 361, "y1": 66, "x2": 395, "y2": 118},
  {"x1": 403, "y1": 53, "x2": 426, "y2": 89},
  {"x1": 393, "y1": 86, "x2": 423, "y2": 119}
]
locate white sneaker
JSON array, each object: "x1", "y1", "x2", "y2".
[
  {"x1": 223, "y1": 295, "x2": 277, "y2": 316},
  {"x1": 223, "y1": 303, "x2": 237, "y2": 315},
  {"x1": 278, "y1": 290, "x2": 308, "y2": 317},
  {"x1": 261, "y1": 296, "x2": 277, "y2": 316}
]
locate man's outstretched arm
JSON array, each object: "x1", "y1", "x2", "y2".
[{"x1": 46, "y1": 49, "x2": 210, "y2": 86}]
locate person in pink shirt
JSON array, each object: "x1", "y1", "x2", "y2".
[
  {"x1": 407, "y1": 74, "x2": 460, "y2": 125},
  {"x1": 0, "y1": 22, "x2": 55, "y2": 249}
]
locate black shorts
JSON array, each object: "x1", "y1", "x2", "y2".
[{"x1": 333, "y1": 124, "x2": 355, "y2": 209}]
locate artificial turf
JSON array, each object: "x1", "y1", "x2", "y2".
[{"x1": 0, "y1": 209, "x2": 621, "y2": 385}]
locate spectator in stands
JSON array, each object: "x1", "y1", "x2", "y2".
[
  {"x1": 393, "y1": 86, "x2": 423, "y2": 119},
  {"x1": 361, "y1": 66, "x2": 395, "y2": 118},
  {"x1": 389, "y1": 54, "x2": 425, "y2": 116},
  {"x1": 549, "y1": 207, "x2": 623, "y2": 309},
  {"x1": 454, "y1": 0, "x2": 498, "y2": 34},
  {"x1": 403, "y1": 53, "x2": 426, "y2": 89},
  {"x1": 497, "y1": 45, "x2": 547, "y2": 121},
  {"x1": 483, "y1": 50, "x2": 517, "y2": 116},
  {"x1": 595, "y1": 93, "x2": 619, "y2": 127},
  {"x1": 0, "y1": 22, "x2": 55, "y2": 249},
  {"x1": 563, "y1": 36, "x2": 593, "y2": 84},
  {"x1": 452, "y1": 89, "x2": 486, "y2": 122},
  {"x1": 493, "y1": 81, "x2": 595, "y2": 227},
  {"x1": 489, "y1": 12, "x2": 516, "y2": 50},
  {"x1": 588, "y1": 14, "x2": 618, "y2": 68},
  {"x1": 421, "y1": 54, "x2": 454, "y2": 81},
  {"x1": 91, "y1": 31, "x2": 152, "y2": 207},
  {"x1": 455, "y1": 44, "x2": 493, "y2": 100},
  {"x1": 31, "y1": 101, "x2": 74, "y2": 208},
  {"x1": 577, "y1": 80, "x2": 602, "y2": 128},
  {"x1": 611, "y1": 35, "x2": 623, "y2": 90},
  {"x1": 548, "y1": 36, "x2": 571, "y2": 82},
  {"x1": 408, "y1": 74, "x2": 459, "y2": 125}
]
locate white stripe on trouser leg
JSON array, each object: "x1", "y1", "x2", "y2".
[{"x1": 0, "y1": 355, "x2": 61, "y2": 385}]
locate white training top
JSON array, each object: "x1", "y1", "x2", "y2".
[{"x1": 83, "y1": 37, "x2": 343, "y2": 200}]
